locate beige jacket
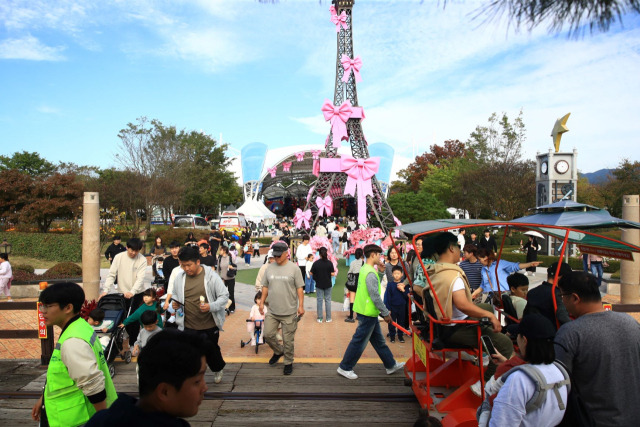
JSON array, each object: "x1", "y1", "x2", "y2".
[{"x1": 425, "y1": 263, "x2": 472, "y2": 320}]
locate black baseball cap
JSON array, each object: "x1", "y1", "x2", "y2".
[
  {"x1": 271, "y1": 241, "x2": 289, "y2": 257},
  {"x1": 547, "y1": 262, "x2": 572, "y2": 278},
  {"x1": 514, "y1": 314, "x2": 556, "y2": 340}
]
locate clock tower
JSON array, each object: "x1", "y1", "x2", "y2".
[{"x1": 536, "y1": 113, "x2": 578, "y2": 207}]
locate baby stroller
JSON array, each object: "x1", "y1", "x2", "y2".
[
  {"x1": 241, "y1": 319, "x2": 264, "y2": 354},
  {"x1": 97, "y1": 293, "x2": 133, "y2": 378}
]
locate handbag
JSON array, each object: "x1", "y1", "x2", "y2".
[
  {"x1": 227, "y1": 261, "x2": 237, "y2": 278},
  {"x1": 345, "y1": 273, "x2": 358, "y2": 292}
]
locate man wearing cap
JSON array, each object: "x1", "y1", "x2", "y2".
[
  {"x1": 258, "y1": 241, "x2": 305, "y2": 375},
  {"x1": 523, "y1": 262, "x2": 571, "y2": 329},
  {"x1": 255, "y1": 249, "x2": 275, "y2": 292},
  {"x1": 555, "y1": 271, "x2": 640, "y2": 427}
]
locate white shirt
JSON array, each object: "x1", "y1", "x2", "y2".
[
  {"x1": 450, "y1": 277, "x2": 468, "y2": 321},
  {"x1": 457, "y1": 233, "x2": 465, "y2": 248},
  {"x1": 296, "y1": 243, "x2": 313, "y2": 267}
]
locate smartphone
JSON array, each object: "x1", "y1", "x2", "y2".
[{"x1": 481, "y1": 335, "x2": 497, "y2": 355}]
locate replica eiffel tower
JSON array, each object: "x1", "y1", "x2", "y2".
[{"x1": 303, "y1": 0, "x2": 396, "y2": 234}]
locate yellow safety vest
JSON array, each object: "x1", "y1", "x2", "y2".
[
  {"x1": 44, "y1": 317, "x2": 117, "y2": 427},
  {"x1": 353, "y1": 263, "x2": 382, "y2": 317}
]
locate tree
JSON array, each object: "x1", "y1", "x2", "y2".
[
  {"x1": 601, "y1": 159, "x2": 640, "y2": 217},
  {"x1": 576, "y1": 175, "x2": 606, "y2": 208},
  {"x1": 0, "y1": 151, "x2": 56, "y2": 177},
  {"x1": 387, "y1": 191, "x2": 449, "y2": 224},
  {"x1": 476, "y1": 0, "x2": 640, "y2": 37},
  {"x1": 397, "y1": 139, "x2": 468, "y2": 191},
  {"x1": 420, "y1": 157, "x2": 473, "y2": 208},
  {"x1": 467, "y1": 110, "x2": 525, "y2": 165}
]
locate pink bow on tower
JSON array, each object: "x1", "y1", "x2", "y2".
[
  {"x1": 341, "y1": 156, "x2": 380, "y2": 225},
  {"x1": 316, "y1": 196, "x2": 333, "y2": 217},
  {"x1": 307, "y1": 185, "x2": 315, "y2": 202},
  {"x1": 295, "y1": 208, "x2": 312, "y2": 229},
  {"x1": 394, "y1": 216, "x2": 402, "y2": 238},
  {"x1": 322, "y1": 99, "x2": 352, "y2": 147},
  {"x1": 295, "y1": 152, "x2": 305, "y2": 162},
  {"x1": 311, "y1": 150, "x2": 322, "y2": 160},
  {"x1": 331, "y1": 11, "x2": 348, "y2": 32},
  {"x1": 341, "y1": 55, "x2": 363, "y2": 83},
  {"x1": 282, "y1": 162, "x2": 292, "y2": 172},
  {"x1": 267, "y1": 166, "x2": 277, "y2": 178},
  {"x1": 329, "y1": 5, "x2": 336, "y2": 16},
  {"x1": 312, "y1": 159, "x2": 320, "y2": 177}
]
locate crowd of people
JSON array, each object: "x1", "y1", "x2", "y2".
[{"x1": 22, "y1": 221, "x2": 640, "y2": 426}]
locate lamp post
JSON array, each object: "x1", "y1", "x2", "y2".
[{"x1": 0, "y1": 239, "x2": 11, "y2": 255}]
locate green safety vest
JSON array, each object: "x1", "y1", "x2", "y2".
[
  {"x1": 353, "y1": 263, "x2": 382, "y2": 317},
  {"x1": 45, "y1": 317, "x2": 117, "y2": 427}
]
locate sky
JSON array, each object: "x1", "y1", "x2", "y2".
[{"x1": 1, "y1": 0, "x2": 639, "y2": 183}]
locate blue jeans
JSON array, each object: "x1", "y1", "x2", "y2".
[
  {"x1": 339, "y1": 314, "x2": 396, "y2": 371},
  {"x1": 305, "y1": 276, "x2": 316, "y2": 293},
  {"x1": 591, "y1": 262, "x2": 604, "y2": 287},
  {"x1": 244, "y1": 253, "x2": 251, "y2": 265},
  {"x1": 316, "y1": 287, "x2": 332, "y2": 321}
]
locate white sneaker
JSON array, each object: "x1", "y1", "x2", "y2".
[
  {"x1": 337, "y1": 367, "x2": 358, "y2": 380},
  {"x1": 386, "y1": 361, "x2": 405, "y2": 375},
  {"x1": 213, "y1": 370, "x2": 223, "y2": 384},
  {"x1": 317, "y1": 319, "x2": 323, "y2": 323},
  {"x1": 470, "y1": 379, "x2": 482, "y2": 397},
  {"x1": 326, "y1": 319, "x2": 332, "y2": 323}
]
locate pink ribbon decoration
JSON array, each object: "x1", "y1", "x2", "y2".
[
  {"x1": 331, "y1": 11, "x2": 348, "y2": 32},
  {"x1": 307, "y1": 185, "x2": 315, "y2": 202},
  {"x1": 393, "y1": 216, "x2": 402, "y2": 237},
  {"x1": 341, "y1": 54, "x2": 362, "y2": 83},
  {"x1": 295, "y1": 208, "x2": 312, "y2": 229},
  {"x1": 267, "y1": 166, "x2": 277, "y2": 178},
  {"x1": 295, "y1": 152, "x2": 305, "y2": 162},
  {"x1": 321, "y1": 100, "x2": 365, "y2": 148},
  {"x1": 311, "y1": 150, "x2": 322, "y2": 160},
  {"x1": 312, "y1": 159, "x2": 320, "y2": 177},
  {"x1": 282, "y1": 162, "x2": 292, "y2": 172},
  {"x1": 341, "y1": 156, "x2": 380, "y2": 224},
  {"x1": 329, "y1": 5, "x2": 336, "y2": 16},
  {"x1": 316, "y1": 196, "x2": 333, "y2": 217}
]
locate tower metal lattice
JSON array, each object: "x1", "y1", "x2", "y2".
[{"x1": 303, "y1": 0, "x2": 396, "y2": 233}]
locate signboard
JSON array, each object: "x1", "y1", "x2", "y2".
[
  {"x1": 413, "y1": 333, "x2": 427, "y2": 367},
  {"x1": 220, "y1": 217, "x2": 239, "y2": 227},
  {"x1": 578, "y1": 245, "x2": 635, "y2": 261},
  {"x1": 603, "y1": 303, "x2": 613, "y2": 311},
  {"x1": 37, "y1": 302, "x2": 47, "y2": 339}
]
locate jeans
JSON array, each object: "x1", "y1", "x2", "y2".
[
  {"x1": 244, "y1": 253, "x2": 251, "y2": 265},
  {"x1": 305, "y1": 275, "x2": 316, "y2": 293},
  {"x1": 339, "y1": 314, "x2": 397, "y2": 371},
  {"x1": 316, "y1": 287, "x2": 332, "y2": 321},
  {"x1": 184, "y1": 326, "x2": 226, "y2": 372},
  {"x1": 591, "y1": 262, "x2": 604, "y2": 287},
  {"x1": 332, "y1": 239, "x2": 340, "y2": 254}
]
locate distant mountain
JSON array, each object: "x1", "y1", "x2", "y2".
[{"x1": 580, "y1": 168, "x2": 613, "y2": 185}]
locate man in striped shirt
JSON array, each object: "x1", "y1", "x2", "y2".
[{"x1": 458, "y1": 244, "x2": 483, "y2": 292}]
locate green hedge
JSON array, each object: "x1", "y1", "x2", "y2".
[
  {"x1": 0, "y1": 232, "x2": 82, "y2": 262},
  {"x1": 500, "y1": 252, "x2": 620, "y2": 273}
]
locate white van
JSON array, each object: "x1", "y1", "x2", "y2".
[{"x1": 173, "y1": 215, "x2": 210, "y2": 230}]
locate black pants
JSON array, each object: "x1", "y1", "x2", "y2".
[
  {"x1": 253, "y1": 249, "x2": 260, "y2": 257},
  {"x1": 388, "y1": 303, "x2": 408, "y2": 338},
  {"x1": 124, "y1": 292, "x2": 144, "y2": 346},
  {"x1": 184, "y1": 326, "x2": 226, "y2": 373},
  {"x1": 225, "y1": 279, "x2": 235, "y2": 311},
  {"x1": 299, "y1": 266, "x2": 306, "y2": 285}
]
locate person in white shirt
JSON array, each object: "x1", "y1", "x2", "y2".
[
  {"x1": 295, "y1": 235, "x2": 313, "y2": 290},
  {"x1": 0, "y1": 254, "x2": 13, "y2": 301}
]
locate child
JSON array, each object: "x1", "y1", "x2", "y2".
[
  {"x1": 507, "y1": 272, "x2": 529, "y2": 319},
  {"x1": 120, "y1": 288, "x2": 164, "y2": 329},
  {"x1": 383, "y1": 265, "x2": 410, "y2": 343},
  {"x1": 252, "y1": 240, "x2": 261, "y2": 258},
  {"x1": 247, "y1": 291, "x2": 267, "y2": 345},
  {"x1": 133, "y1": 311, "x2": 161, "y2": 357},
  {"x1": 229, "y1": 243, "x2": 238, "y2": 263},
  {"x1": 243, "y1": 241, "x2": 252, "y2": 265},
  {"x1": 304, "y1": 253, "x2": 316, "y2": 293},
  {"x1": 87, "y1": 308, "x2": 114, "y2": 351}
]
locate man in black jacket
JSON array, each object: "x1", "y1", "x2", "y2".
[
  {"x1": 524, "y1": 261, "x2": 572, "y2": 329},
  {"x1": 478, "y1": 229, "x2": 497, "y2": 253},
  {"x1": 104, "y1": 236, "x2": 126, "y2": 264}
]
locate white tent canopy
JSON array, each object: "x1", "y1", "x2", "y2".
[{"x1": 236, "y1": 199, "x2": 276, "y2": 225}]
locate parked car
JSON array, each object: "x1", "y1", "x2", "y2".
[{"x1": 173, "y1": 215, "x2": 210, "y2": 230}]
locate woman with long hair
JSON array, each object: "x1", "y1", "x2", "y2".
[
  {"x1": 151, "y1": 236, "x2": 165, "y2": 255},
  {"x1": 217, "y1": 245, "x2": 237, "y2": 313},
  {"x1": 310, "y1": 247, "x2": 336, "y2": 323},
  {"x1": 344, "y1": 247, "x2": 364, "y2": 323}
]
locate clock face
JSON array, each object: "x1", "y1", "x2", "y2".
[
  {"x1": 561, "y1": 183, "x2": 573, "y2": 195},
  {"x1": 555, "y1": 160, "x2": 570, "y2": 174},
  {"x1": 541, "y1": 161, "x2": 548, "y2": 174}
]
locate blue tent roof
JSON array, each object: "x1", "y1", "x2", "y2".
[{"x1": 511, "y1": 208, "x2": 640, "y2": 230}]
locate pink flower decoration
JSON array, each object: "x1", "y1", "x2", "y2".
[
  {"x1": 282, "y1": 162, "x2": 292, "y2": 172},
  {"x1": 295, "y1": 152, "x2": 305, "y2": 162},
  {"x1": 267, "y1": 166, "x2": 277, "y2": 178}
]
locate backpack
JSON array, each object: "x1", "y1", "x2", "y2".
[{"x1": 500, "y1": 361, "x2": 571, "y2": 413}]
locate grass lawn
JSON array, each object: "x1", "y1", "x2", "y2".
[{"x1": 236, "y1": 259, "x2": 349, "y2": 303}]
